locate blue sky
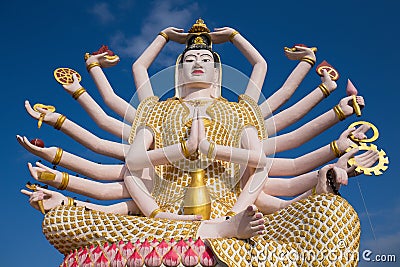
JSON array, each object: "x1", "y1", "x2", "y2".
[{"x1": 2, "y1": 1, "x2": 399, "y2": 266}]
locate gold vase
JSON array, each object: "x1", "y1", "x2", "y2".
[{"x1": 183, "y1": 169, "x2": 211, "y2": 220}]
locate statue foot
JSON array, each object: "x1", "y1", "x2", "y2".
[{"x1": 198, "y1": 205, "x2": 265, "y2": 239}]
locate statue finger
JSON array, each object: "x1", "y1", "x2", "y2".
[{"x1": 20, "y1": 189, "x2": 33, "y2": 196}]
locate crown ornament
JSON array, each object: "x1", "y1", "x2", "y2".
[{"x1": 188, "y1": 18, "x2": 210, "y2": 33}]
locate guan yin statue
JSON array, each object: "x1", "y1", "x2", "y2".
[{"x1": 18, "y1": 19, "x2": 389, "y2": 266}]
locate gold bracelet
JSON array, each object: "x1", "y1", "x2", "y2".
[
  {"x1": 301, "y1": 56, "x2": 316, "y2": 67},
  {"x1": 58, "y1": 172, "x2": 69, "y2": 190},
  {"x1": 207, "y1": 141, "x2": 215, "y2": 159},
  {"x1": 86, "y1": 62, "x2": 101, "y2": 72},
  {"x1": 149, "y1": 208, "x2": 163, "y2": 218},
  {"x1": 180, "y1": 139, "x2": 191, "y2": 159},
  {"x1": 225, "y1": 211, "x2": 237, "y2": 217},
  {"x1": 158, "y1": 32, "x2": 169, "y2": 42},
  {"x1": 333, "y1": 105, "x2": 346, "y2": 121},
  {"x1": 66, "y1": 197, "x2": 75, "y2": 207},
  {"x1": 318, "y1": 83, "x2": 330, "y2": 98},
  {"x1": 72, "y1": 87, "x2": 86, "y2": 100},
  {"x1": 54, "y1": 115, "x2": 67, "y2": 130},
  {"x1": 311, "y1": 186, "x2": 317, "y2": 196},
  {"x1": 52, "y1": 147, "x2": 63, "y2": 165},
  {"x1": 330, "y1": 140, "x2": 342, "y2": 158},
  {"x1": 229, "y1": 30, "x2": 239, "y2": 42}
]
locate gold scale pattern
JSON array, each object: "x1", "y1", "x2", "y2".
[
  {"x1": 208, "y1": 194, "x2": 360, "y2": 267},
  {"x1": 128, "y1": 96, "x2": 266, "y2": 219},
  {"x1": 42, "y1": 194, "x2": 360, "y2": 266}
]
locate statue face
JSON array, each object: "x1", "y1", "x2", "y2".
[{"x1": 181, "y1": 49, "x2": 216, "y2": 87}]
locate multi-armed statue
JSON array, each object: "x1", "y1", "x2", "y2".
[{"x1": 18, "y1": 19, "x2": 388, "y2": 266}]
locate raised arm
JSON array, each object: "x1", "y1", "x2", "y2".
[
  {"x1": 86, "y1": 51, "x2": 136, "y2": 123},
  {"x1": 210, "y1": 27, "x2": 267, "y2": 102},
  {"x1": 25, "y1": 101, "x2": 128, "y2": 160},
  {"x1": 265, "y1": 70, "x2": 337, "y2": 135},
  {"x1": 132, "y1": 27, "x2": 188, "y2": 102},
  {"x1": 263, "y1": 95, "x2": 365, "y2": 155},
  {"x1": 259, "y1": 46, "x2": 317, "y2": 117},
  {"x1": 62, "y1": 74, "x2": 131, "y2": 140},
  {"x1": 17, "y1": 135, "x2": 124, "y2": 181}
]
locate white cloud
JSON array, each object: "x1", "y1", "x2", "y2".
[
  {"x1": 89, "y1": 3, "x2": 115, "y2": 24},
  {"x1": 111, "y1": 0, "x2": 199, "y2": 66}
]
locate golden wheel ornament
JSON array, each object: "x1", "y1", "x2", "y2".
[
  {"x1": 316, "y1": 60, "x2": 340, "y2": 81},
  {"x1": 346, "y1": 143, "x2": 389, "y2": 176},
  {"x1": 53, "y1": 68, "x2": 82, "y2": 85},
  {"x1": 348, "y1": 121, "x2": 379, "y2": 143}
]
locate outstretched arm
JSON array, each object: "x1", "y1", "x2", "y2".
[
  {"x1": 25, "y1": 101, "x2": 128, "y2": 160},
  {"x1": 17, "y1": 135, "x2": 124, "y2": 181},
  {"x1": 27, "y1": 162, "x2": 130, "y2": 200},
  {"x1": 265, "y1": 70, "x2": 337, "y2": 135},
  {"x1": 259, "y1": 46, "x2": 317, "y2": 117},
  {"x1": 263, "y1": 95, "x2": 365, "y2": 155},
  {"x1": 132, "y1": 27, "x2": 188, "y2": 101},
  {"x1": 267, "y1": 125, "x2": 370, "y2": 176},
  {"x1": 211, "y1": 27, "x2": 267, "y2": 102},
  {"x1": 62, "y1": 74, "x2": 131, "y2": 140},
  {"x1": 86, "y1": 52, "x2": 136, "y2": 123},
  {"x1": 22, "y1": 187, "x2": 139, "y2": 215}
]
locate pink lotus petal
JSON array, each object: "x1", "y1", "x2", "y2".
[
  {"x1": 182, "y1": 247, "x2": 199, "y2": 267},
  {"x1": 346, "y1": 79, "x2": 358, "y2": 96},
  {"x1": 91, "y1": 245, "x2": 103, "y2": 263},
  {"x1": 200, "y1": 247, "x2": 217, "y2": 267},
  {"x1": 193, "y1": 237, "x2": 206, "y2": 255},
  {"x1": 134, "y1": 239, "x2": 141, "y2": 249},
  {"x1": 78, "y1": 248, "x2": 89, "y2": 265},
  {"x1": 122, "y1": 241, "x2": 135, "y2": 258},
  {"x1": 151, "y1": 238, "x2": 159, "y2": 247},
  {"x1": 68, "y1": 250, "x2": 78, "y2": 266},
  {"x1": 169, "y1": 238, "x2": 176, "y2": 247},
  {"x1": 162, "y1": 248, "x2": 181, "y2": 267},
  {"x1": 118, "y1": 240, "x2": 126, "y2": 250},
  {"x1": 82, "y1": 255, "x2": 94, "y2": 267},
  {"x1": 127, "y1": 249, "x2": 144, "y2": 267},
  {"x1": 144, "y1": 248, "x2": 162, "y2": 267},
  {"x1": 111, "y1": 251, "x2": 126, "y2": 267},
  {"x1": 156, "y1": 239, "x2": 170, "y2": 256},
  {"x1": 139, "y1": 239, "x2": 152, "y2": 258},
  {"x1": 174, "y1": 238, "x2": 188, "y2": 256},
  {"x1": 106, "y1": 242, "x2": 118, "y2": 259},
  {"x1": 95, "y1": 253, "x2": 110, "y2": 267},
  {"x1": 187, "y1": 237, "x2": 194, "y2": 246}
]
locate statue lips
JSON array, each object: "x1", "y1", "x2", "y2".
[{"x1": 192, "y1": 69, "x2": 204, "y2": 75}]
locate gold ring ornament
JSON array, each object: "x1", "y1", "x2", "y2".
[
  {"x1": 25, "y1": 183, "x2": 45, "y2": 214},
  {"x1": 346, "y1": 143, "x2": 389, "y2": 176},
  {"x1": 53, "y1": 67, "x2": 82, "y2": 85},
  {"x1": 33, "y1": 104, "x2": 56, "y2": 129},
  {"x1": 348, "y1": 121, "x2": 379, "y2": 143}
]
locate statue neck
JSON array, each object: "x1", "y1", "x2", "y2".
[{"x1": 180, "y1": 86, "x2": 214, "y2": 100}]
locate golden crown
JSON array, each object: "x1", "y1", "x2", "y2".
[{"x1": 188, "y1": 18, "x2": 210, "y2": 33}]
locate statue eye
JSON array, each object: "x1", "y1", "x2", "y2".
[
  {"x1": 185, "y1": 59, "x2": 194, "y2": 63},
  {"x1": 202, "y1": 58, "x2": 211, "y2": 62}
]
